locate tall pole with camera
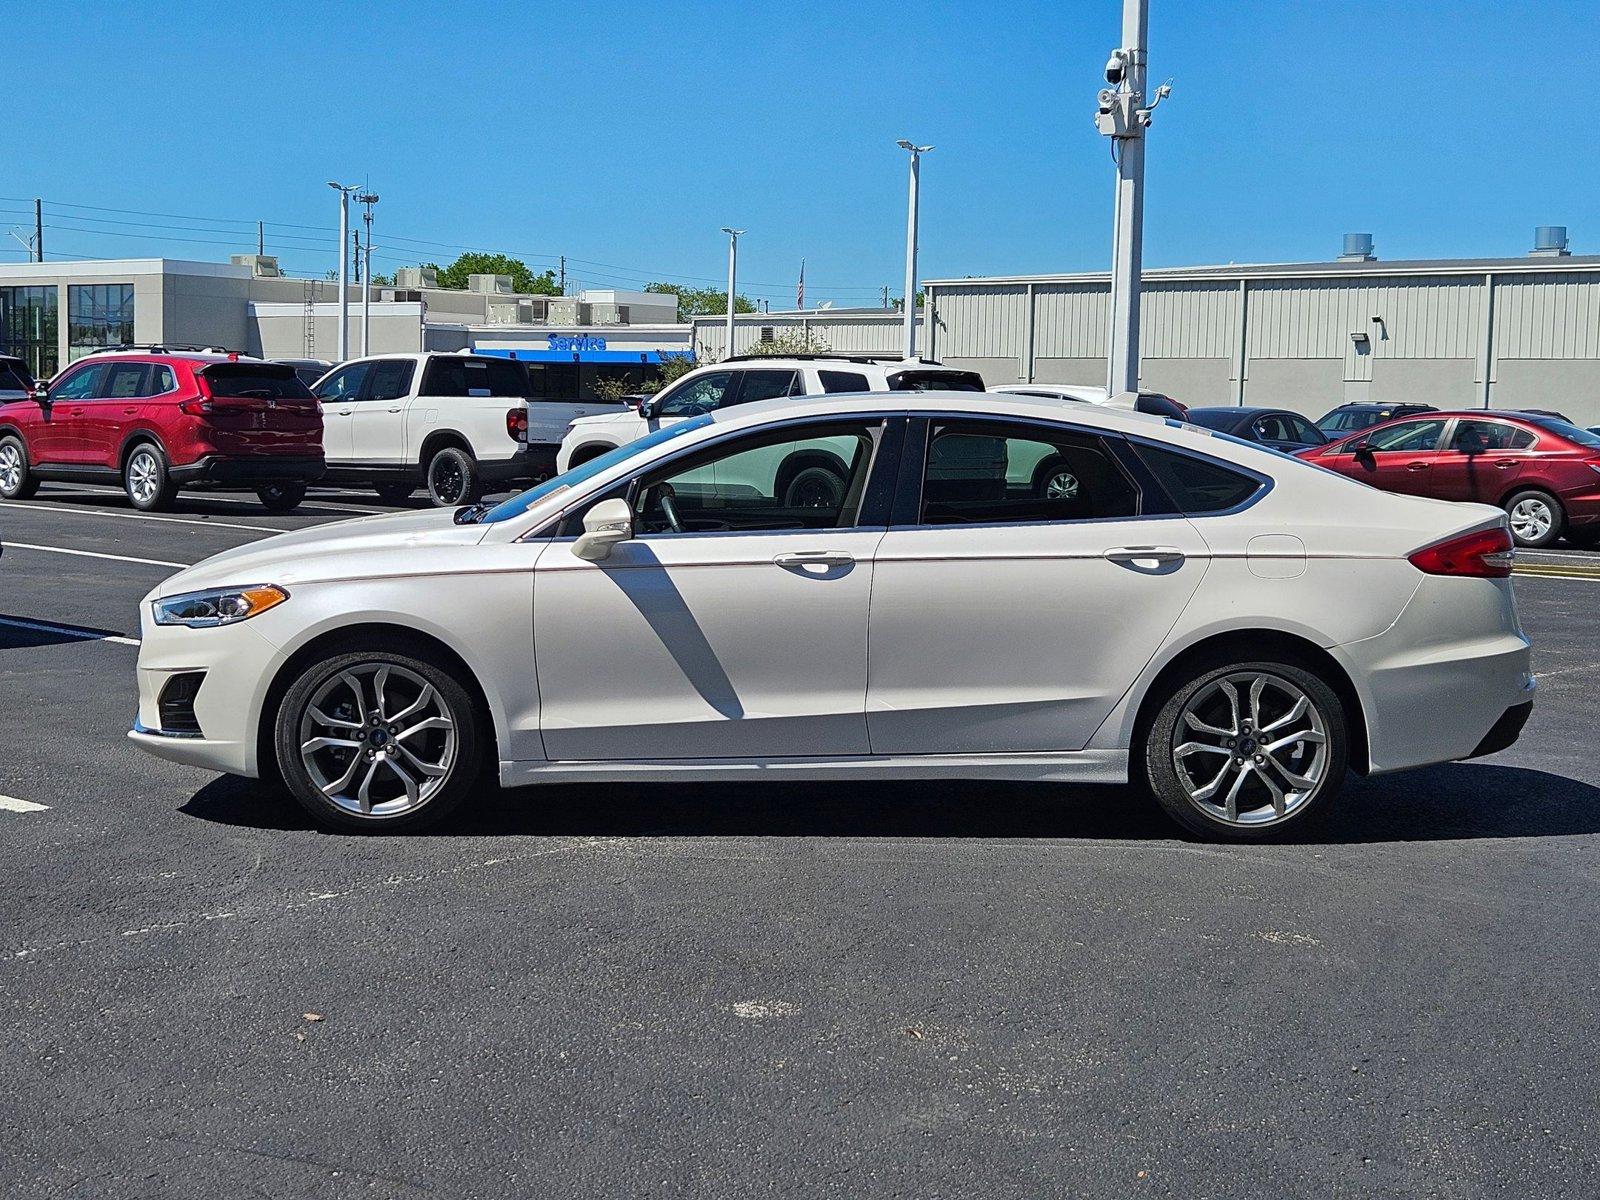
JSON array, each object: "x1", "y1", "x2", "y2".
[{"x1": 1097, "y1": 0, "x2": 1170, "y2": 400}]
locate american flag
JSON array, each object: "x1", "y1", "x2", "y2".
[{"x1": 796, "y1": 258, "x2": 805, "y2": 310}]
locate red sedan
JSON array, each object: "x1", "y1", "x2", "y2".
[{"x1": 1295, "y1": 410, "x2": 1600, "y2": 548}]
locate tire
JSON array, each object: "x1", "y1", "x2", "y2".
[
  {"x1": 1504, "y1": 489, "x2": 1564, "y2": 548},
  {"x1": 425, "y1": 446, "x2": 480, "y2": 507},
  {"x1": 123, "y1": 442, "x2": 177, "y2": 512},
  {"x1": 0, "y1": 435, "x2": 38, "y2": 499},
  {"x1": 1030, "y1": 454, "x2": 1080, "y2": 501},
  {"x1": 782, "y1": 464, "x2": 846, "y2": 510},
  {"x1": 273, "y1": 642, "x2": 484, "y2": 833},
  {"x1": 1142, "y1": 656, "x2": 1348, "y2": 840},
  {"x1": 255, "y1": 481, "x2": 307, "y2": 513},
  {"x1": 374, "y1": 483, "x2": 416, "y2": 505}
]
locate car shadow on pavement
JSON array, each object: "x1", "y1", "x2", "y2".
[
  {"x1": 179, "y1": 761, "x2": 1600, "y2": 844},
  {"x1": 0, "y1": 614, "x2": 130, "y2": 650}
]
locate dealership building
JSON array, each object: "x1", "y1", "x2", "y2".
[
  {"x1": 923, "y1": 230, "x2": 1600, "y2": 425},
  {"x1": 5, "y1": 231, "x2": 1599, "y2": 422}
]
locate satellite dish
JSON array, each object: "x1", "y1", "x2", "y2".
[{"x1": 818, "y1": 300, "x2": 834, "y2": 310}]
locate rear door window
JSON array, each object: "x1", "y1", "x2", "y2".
[
  {"x1": 1450, "y1": 420, "x2": 1533, "y2": 452},
  {"x1": 101, "y1": 363, "x2": 148, "y2": 399},
  {"x1": 918, "y1": 421, "x2": 1139, "y2": 525},
  {"x1": 732, "y1": 370, "x2": 800, "y2": 405},
  {"x1": 819, "y1": 370, "x2": 871, "y2": 393}
]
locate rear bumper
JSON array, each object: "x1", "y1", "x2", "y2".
[
  {"x1": 479, "y1": 444, "x2": 555, "y2": 484},
  {"x1": 170, "y1": 455, "x2": 326, "y2": 486},
  {"x1": 1468, "y1": 699, "x2": 1533, "y2": 758}
]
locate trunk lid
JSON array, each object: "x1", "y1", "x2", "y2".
[{"x1": 195, "y1": 363, "x2": 322, "y2": 455}]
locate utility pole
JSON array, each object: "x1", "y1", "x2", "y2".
[
  {"x1": 358, "y1": 192, "x2": 379, "y2": 357},
  {"x1": 559, "y1": 255, "x2": 566, "y2": 294},
  {"x1": 896, "y1": 140, "x2": 933, "y2": 360},
  {"x1": 882, "y1": 284, "x2": 890, "y2": 310},
  {"x1": 720, "y1": 227, "x2": 744, "y2": 358},
  {"x1": 1096, "y1": 0, "x2": 1171, "y2": 399},
  {"x1": 34, "y1": 199, "x2": 43, "y2": 262},
  {"x1": 257, "y1": 220, "x2": 264, "y2": 257},
  {"x1": 327, "y1": 182, "x2": 358, "y2": 361}
]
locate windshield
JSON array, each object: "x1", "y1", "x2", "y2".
[
  {"x1": 479, "y1": 415, "x2": 714, "y2": 523},
  {"x1": 1526, "y1": 416, "x2": 1600, "y2": 448}
]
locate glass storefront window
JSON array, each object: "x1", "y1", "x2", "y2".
[
  {"x1": 0, "y1": 285, "x2": 60, "y2": 379},
  {"x1": 67, "y1": 283, "x2": 134, "y2": 361}
]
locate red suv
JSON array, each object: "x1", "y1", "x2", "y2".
[
  {"x1": 1296, "y1": 410, "x2": 1600, "y2": 548},
  {"x1": 0, "y1": 352, "x2": 324, "y2": 512}
]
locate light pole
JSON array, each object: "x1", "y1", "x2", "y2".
[
  {"x1": 358, "y1": 192, "x2": 379, "y2": 356},
  {"x1": 720, "y1": 226, "x2": 744, "y2": 358},
  {"x1": 1096, "y1": 0, "x2": 1170, "y2": 399},
  {"x1": 896, "y1": 140, "x2": 933, "y2": 361},
  {"x1": 327, "y1": 182, "x2": 358, "y2": 361}
]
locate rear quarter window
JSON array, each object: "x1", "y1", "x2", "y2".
[{"x1": 1132, "y1": 443, "x2": 1264, "y2": 513}]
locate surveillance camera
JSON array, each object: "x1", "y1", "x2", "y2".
[{"x1": 1104, "y1": 50, "x2": 1127, "y2": 84}]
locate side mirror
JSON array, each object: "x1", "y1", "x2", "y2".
[
  {"x1": 572, "y1": 497, "x2": 634, "y2": 562},
  {"x1": 639, "y1": 396, "x2": 660, "y2": 419},
  {"x1": 1351, "y1": 439, "x2": 1374, "y2": 459},
  {"x1": 31, "y1": 382, "x2": 49, "y2": 404}
]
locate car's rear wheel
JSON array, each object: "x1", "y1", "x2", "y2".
[
  {"x1": 782, "y1": 465, "x2": 846, "y2": 509},
  {"x1": 1143, "y1": 657, "x2": 1348, "y2": 839},
  {"x1": 1031, "y1": 454, "x2": 1080, "y2": 501},
  {"x1": 256, "y1": 481, "x2": 307, "y2": 513},
  {"x1": 1505, "y1": 489, "x2": 1564, "y2": 548},
  {"x1": 375, "y1": 483, "x2": 416, "y2": 504},
  {"x1": 0, "y1": 435, "x2": 38, "y2": 499},
  {"x1": 425, "y1": 446, "x2": 480, "y2": 507},
  {"x1": 124, "y1": 442, "x2": 177, "y2": 511},
  {"x1": 273, "y1": 644, "x2": 483, "y2": 833}
]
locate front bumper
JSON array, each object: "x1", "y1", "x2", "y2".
[{"x1": 170, "y1": 454, "x2": 326, "y2": 486}]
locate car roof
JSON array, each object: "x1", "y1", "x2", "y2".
[{"x1": 1186, "y1": 406, "x2": 1294, "y2": 418}]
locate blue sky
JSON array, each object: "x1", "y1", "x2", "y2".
[{"x1": 5, "y1": 1, "x2": 1596, "y2": 307}]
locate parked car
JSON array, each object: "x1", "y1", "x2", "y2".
[
  {"x1": 1186, "y1": 407, "x2": 1328, "y2": 452},
  {"x1": 1316, "y1": 402, "x2": 1437, "y2": 434},
  {"x1": 1516, "y1": 407, "x2": 1574, "y2": 423},
  {"x1": 555, "y1": 355, "x2": 986, "y2": 472},
  {"x1": 275, "y1": 358, "x2": 334, "y2": 389},
  {"x1": 130, "y1": 388, "x2": 1532, "y2": 841},
  {"x1": 310, "y1": 352, "x2": 545, "y2": 506},
  {"x1": 1296, "y1": 410, "x2": 1600, "y2": 548},
  {"x1": 989, "y1": 383, "x2": 1189, "y2": 421},
  {"x1": 0, "y1": 352, "x2": 323, "y2": 512},
  {"x1": 0, "y1": 355, "x2": 35, "y2": 403}
]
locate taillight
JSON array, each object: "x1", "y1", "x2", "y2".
[
  {"x1": 178, "y1": 399, "x2": 215, "y2": 416},
  {"x1": 1408, "y1": 526, "x2": 1515, "y2": 578},
  {"x1": 506, "y1": 407, "x2": 528, "y2": 443}
]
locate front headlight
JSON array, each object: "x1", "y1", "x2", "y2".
[{"x1": 152, "y1": 585, "x2": 289, "y2": 628}]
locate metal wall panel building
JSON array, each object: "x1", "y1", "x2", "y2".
[{"x1": 925, "y1": 255, "x2": 1600, "y2": 424}]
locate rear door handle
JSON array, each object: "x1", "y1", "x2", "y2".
[
  {"x1": 774, "y1": 551, "x2": 855, "y2": 567},
  {"x1": 1406, "y1": 461, "x2": 1430, "y2": 471},
  {"x1": 387, "y1": 406, "x2": 402, "y2": 413},
  {"x1": 1494, "y1": 460, "x2": 1517, "y2": 469},
  {"x1": 1103, "y1": 546, "x2": 1186, "y2": 565}
]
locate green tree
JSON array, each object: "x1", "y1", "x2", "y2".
[
  {"x1": 747, "y1": 330, "x2": 831, "y2": 357},
  {"x1": 423, "y1": 252, "x2": 561, "y2": 295},
  {"x1": 644, "y1": 282, "x2": 757, "y2": 317}
]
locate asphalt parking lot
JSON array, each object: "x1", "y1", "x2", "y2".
[{"x1": 3, "y1": 482, "x2": 1600, "y2": 1198}]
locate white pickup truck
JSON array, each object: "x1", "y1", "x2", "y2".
[{"x1": 311, "y1": 352, "x2": 549, "y2": 506}]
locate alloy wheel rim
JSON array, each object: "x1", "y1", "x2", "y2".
[
  {"x1": 433, "y1": 460, "x2": 464, "y2": 503},
  {"x1": 1171, "y1": 671, "x2": 1330, "y2": 826},
  {"x1": 129, "y1": 452, "x2": 157, "y2": 503},
  {"x1": 298, "y1": 663, "x2": 458, "y2": 818},
  {"x1": 0, "y1": 444, "x2": 20, "y2": 491},
  {"x1": 1510, "y1": 498, "x2": 1552, "y2": 541},
  {"x1": 1045, "y1": 471, "x2": 1080, "y2": 500}
]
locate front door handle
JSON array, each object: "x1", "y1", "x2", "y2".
[
  {"x1": 1103, "y1": 546, "x2": 1186, "y2": 566},
  {"x1": 387, "y1": 406, "x2": 402, "y2": 413},
  {"x1": 774, "y1": 551, "x2": 855, "y2": 567},
  {"x1": 1406, "y1": 461, "x2": 1431, "y2": 471}
]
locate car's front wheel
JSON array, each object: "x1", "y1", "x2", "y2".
[
  {"x1": 0, "y1": 435, "x2": 38, "y2": 499},
  {"x1": 1143, "y1": 656, "x2": 1348, "y2": 839},
  {"x1": 273, "y1": 643, "x2": 484, "y2": 833}
]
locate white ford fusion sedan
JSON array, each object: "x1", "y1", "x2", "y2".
[{"x1": 130, "y1": 390, "x2": 1534, "y2": 839}]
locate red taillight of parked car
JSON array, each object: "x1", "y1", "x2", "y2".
[
  {"x1": 506, "y1": 407, "x2": 528, "y2": 443},
  {"x1": 1408, "y1": 526, "x2": 1516, "y2": 578}
]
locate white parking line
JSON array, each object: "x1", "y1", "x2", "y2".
[
  {"x1": 0, "y1": 615, "x2": 140, "y2": 646},
  {"x1": 5, "y1": 542, "x2": 189, "y2": 569},
  {"x1": 0, "y1": 795, "x2": 50, "y2": 814},
  {"x1": 0, "y1": 500, "x2": 287, "y2": 535}
]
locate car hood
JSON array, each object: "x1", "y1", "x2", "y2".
[{"x1": 149, "y1": 507, "x2": 488, "y2": 599}]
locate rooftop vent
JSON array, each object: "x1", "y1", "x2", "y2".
[
  {"x1": 230, "y1": 253, "x2": 281, "y2": 277},
  {"x1": 1530, "y1": 225, "x2": 1571, "y2": 257},
  {"x1": 1338, "y1": 233, "x2": 1375, "y2": 262},
  {"x1": 467, "y1": 273, "x2": 514, "y2": 295},
  {"x1": 395, "y1": 266, "x2": 438, "y2": 290}
]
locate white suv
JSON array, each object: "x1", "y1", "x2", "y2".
[
  {"x1": 312, "y1": 352, "x2": 541, "y2": 506},
  {"x1": 555, "y1": 355, "x2": 985, "y2": 472}
]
